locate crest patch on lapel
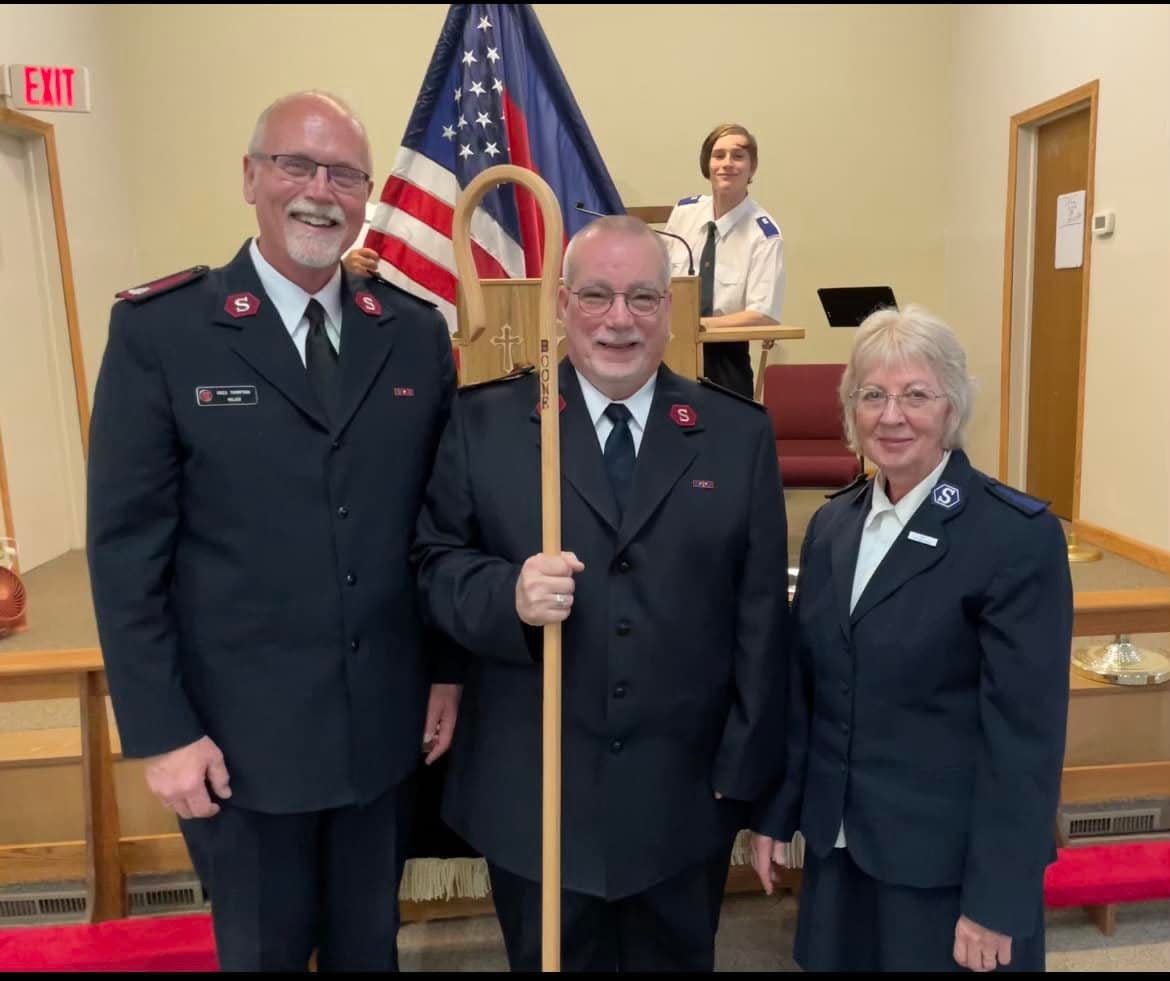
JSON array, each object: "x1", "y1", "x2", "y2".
[
  {"x1": 224, "y1": 292, "x2": 260, "y2": 318},
  {"x1": 670, "y1": 404, "x2": 697, "y2": 428},
  {"x1": 354, "y1": 291, "x2": 383, "y2": 316},
  {"x1": 931, "y1": 483, "x2": 961, "y2": 510}
]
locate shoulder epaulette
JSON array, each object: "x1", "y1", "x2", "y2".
[
  {"x1": 371, "y1": 273, "x2": 438, "y2": 309},
  {"x1": 985, "y1": 479, "x2": 1049, "y2": 516},
  {"x1": 755, "y1": 215, "x2": 781, "y2": 239},
  {"x1": 115, "y1": 266, "x2": 208, "y2": 303},
  {"x1": 826, "y1": 472, "x2": 869, "y2": 499},
  {"x1": 676, "y1": 195, "x2": 702, "y2": 207},
  {"x1": 698, "y1": 376, "x2": 765, "y2": 411},
  {"x1": 459, "y1": 364, "x2": 535, "y2": 392}
]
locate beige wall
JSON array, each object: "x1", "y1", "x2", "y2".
[
  {"x1": 4, "y1": 5, "x2": 1167, "y2": 550},
  {"x1": 102, "y1": 3, "x2": 953, "y2": 369},
  {"x1": 947, "y1": 4, "x2": 1170, "y2": 549},
  {"x1": 102, "y1": 4, "x2": 450, "y2": 290},
  {"x1": 0, "y1": 3, "x2": 140, "y2": 407},
  {"x1": 541, "y1": 2, "x2": 955, "y2": 366}
]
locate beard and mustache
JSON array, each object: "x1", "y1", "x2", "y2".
[{"x1": 283, "y1": 197, "x2": 351, "y2": 269}]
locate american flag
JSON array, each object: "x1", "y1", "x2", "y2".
[{"x1": 364, "y1": 4, "x2": 624, "y2": 331}]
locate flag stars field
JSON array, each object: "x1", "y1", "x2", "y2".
[{"x1": 362, "y1": 5, "x2": 624, "y2": 331}]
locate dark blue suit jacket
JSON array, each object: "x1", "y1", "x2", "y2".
[
  {"x1": 87, "y1": 242, "x2": 456, "y2": 814},
  {"x1": 412, "y1": 360, "x2": 791, "y2": 899},
  {"x1": 757, "y1": 449, "x2": 1072, "y2": 938}
]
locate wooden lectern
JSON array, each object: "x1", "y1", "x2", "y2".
[{"x1": 455, "y1": 275, "x2": 805, "y2": 397}]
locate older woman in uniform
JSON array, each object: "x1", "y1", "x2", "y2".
[{"x1": 752, "y1": 304, "x2": 1072, "y2": 972}]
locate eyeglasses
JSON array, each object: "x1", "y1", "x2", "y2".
[
  {"x1": 250, "y1": 153, "x2": 371, "y2": 193},
  {"x1": 570, "y1": 286, "x2": 666, "y2": 316},
  {"x1": 851, "y1": 385, "x2": 948, "y2": 412}
]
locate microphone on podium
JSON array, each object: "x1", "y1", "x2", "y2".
[{"x1": 574, "y1": 202, "x2": 694, "y2": 276}]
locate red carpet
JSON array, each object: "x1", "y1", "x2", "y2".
[
  {"x1": 1044, "y1": 841, "x2": 1170, "y2": 907},
  {"x1": 0, "y1": 913, "x2": 217, "y2": 972},
  {"x1": 3, "y1": 843, "x2": 1170, "y2": 971}
]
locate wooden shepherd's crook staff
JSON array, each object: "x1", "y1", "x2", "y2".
[{"x1": 451, "y1": 165, "x2": 566, "y2": 973}]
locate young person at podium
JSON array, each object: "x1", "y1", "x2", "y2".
[{"x1": 661, "y1": 123, "x2": 786, "y2": 399}]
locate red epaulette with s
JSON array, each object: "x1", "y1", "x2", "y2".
[{"x1": 115, "y1": 265, "x2": 209, "y2": 303}]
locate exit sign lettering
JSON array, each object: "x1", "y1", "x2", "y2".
[{"x1": 5, "y1": 65, "x2": 91, "y2": 113}]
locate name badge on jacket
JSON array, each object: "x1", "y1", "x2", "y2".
[{"x1": 196, "y1": 385, "x2": 258, "y2": 407}]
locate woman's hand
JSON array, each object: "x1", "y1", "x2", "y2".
[{"x1": 953, "y1": 914, "x2": 1012, "y2": 972}]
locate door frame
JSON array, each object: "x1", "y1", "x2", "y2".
[
  {"x1": 0, "y1": 421, "x2": 14, "y2": 573},
  {"x1": 998, "y1": 80, "x2": 1098, "y2": 519},
  {"x1": 0, "y1": 107, "x2": 89, "y2": 572}
]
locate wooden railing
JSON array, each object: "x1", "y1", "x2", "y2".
[
  {"x1": 1063, "y1": 588, "x2": 1170, "y2": 804},
  {"x1": 1, "y1": 588, "x2": 1168, "y2": 922},
  {"x1": 0, "y1": 649, "x2": 119, "y2": 918},
  {"x1": 1072, "y1": 588, "x2": 1170, "y2": 637}
]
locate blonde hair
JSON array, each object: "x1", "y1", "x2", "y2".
[{"x1": 839, "y1": 304, "x2": 974, "y2": 453}]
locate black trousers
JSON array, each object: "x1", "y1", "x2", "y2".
[
  {"x1": 795, "y1": 846, "x2": 1047, "y2": 972},
  {"x1": 179, "y1": 778, "x2": 413, "y2": 972},
  {"x1": 702, "y1": 341, "x2": 754, "y2": 399},
  {"x1": 487, "y1": 843, "x2": 735, "y2": 973}
]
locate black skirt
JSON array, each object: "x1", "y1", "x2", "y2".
[{"x1": 795, "y1": 846, "x2": 1047, "y2": 972}]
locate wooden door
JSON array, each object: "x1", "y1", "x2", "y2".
[{"x1": 1026, "y1": 108, "x2": 1089, "y2": 519}]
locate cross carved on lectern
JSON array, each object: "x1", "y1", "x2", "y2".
[{"x1": 491, "y1": 323, "x2": 524, "y2": 373}]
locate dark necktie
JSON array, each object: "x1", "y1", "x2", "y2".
[
  {"x1": 698, "y1": 221, "x2": 717, "y2": 318},
  {"x1": 603, "y1": 403, "x2": 636, "y2": 518},
  {"x1": 304, "y1": 298, "x2": 338, "y2": 418}
]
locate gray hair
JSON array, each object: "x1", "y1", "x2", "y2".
[
  {"x1": 562, "y1": 215, "x2": 671, "y2": 290},
  {"x1": 247, "y1": 90, "x2": 372, "y2": 173},
  {"x1": 839, "y1": 303, "x2": 974, "y2": 453}
]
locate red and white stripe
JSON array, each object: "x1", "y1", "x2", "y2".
[{"x1": 365, "y1": 148, "x2": 526, "y2": 333}]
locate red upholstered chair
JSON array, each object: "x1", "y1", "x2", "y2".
[{"x1": 763, "y1": 363, "x2": 863, "y2": 489}]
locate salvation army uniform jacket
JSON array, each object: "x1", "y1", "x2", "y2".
[
  {"x1": 412, "y1": 359, "x2": 791, "y2": 898},
  {"x1": 87, "y1": 241, "x2": 456, "y2": 814},
  {"x1": 756, "y1": 450, "x2": 1073, "y2": 939}
]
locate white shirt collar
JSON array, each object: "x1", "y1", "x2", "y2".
[
  {"x1": 868, "y1": 450, "x2": 952, "y2": 529},
  {"x1": 248, "y1": 238, "x2": 344, "y2": 339},
  {"x1": 575, "y1": 369, "x2": 656, "y2": 450},
  {"x1": 713, "y1": 194, "x2": 755, "y2": 239}
]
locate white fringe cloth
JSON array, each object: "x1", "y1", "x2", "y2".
[
  {"x1": 730, "y1": 829, "x2": 807, "y2": 874},
  {"x1": 397, "y1": 831, "x2": 807, "y2": 902}
]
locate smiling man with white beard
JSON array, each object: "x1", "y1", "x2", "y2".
[
  {"x1": 86, "y1": 90, "x2": 460, "y2": 971},
  {"x1": 412, "y1": 217, "x2": 792, "y2": 972}
]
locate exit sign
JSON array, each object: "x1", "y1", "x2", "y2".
[{"x1": 4, "y1": 65, "x2": 91, "y2": 113}]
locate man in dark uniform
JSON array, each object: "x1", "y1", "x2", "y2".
[
  {"x1": 412, "y1": 216, "x2": 791, "y2": 971},
  {"x1": 86, "y1": 91, "x2": 459, "y2": 971}
]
